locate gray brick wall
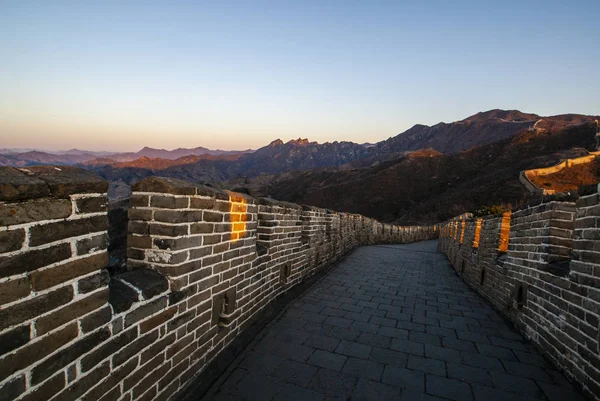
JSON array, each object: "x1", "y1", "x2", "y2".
[{"x1": 438, "y1": 191, "x2": 600, "y2": 400}]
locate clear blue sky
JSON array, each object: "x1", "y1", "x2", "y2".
[{"x1": 1, "y1": 0, "x2": 598, "y2": 151}]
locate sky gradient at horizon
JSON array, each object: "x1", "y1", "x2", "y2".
[{"x1": 1, "y1": 0, "x2": 598, "y2": 152}]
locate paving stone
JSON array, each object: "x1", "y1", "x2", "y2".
[
  {"x1": 307, "y1": 368, "x2": 357, "y2": 399},
  {"x1": 513, "y1": 350, "x2": 551, "y2": 367},
  {"x1": 308, "y1": 350, "x2": 347, "y2": 371},
  {"x1": 390, "y1": 338, "x2": 425, "y2": 356},
  {"x1": 447, "y1": 362, "x2": 493, "y2": 386},
  {"x1": 382, "y1": 365, "x2": 425, "y2": 392},
  {"x1": 424, "y1": 344, "x2": 461, "y2": 363},
  {"x1": 344, "y1": 311, "x2": 371, "y2": 322},
  {"x1": 273, "y1": 383, "x2": 324, "y2": 401},
  {"x1": 442, "y1": 337, "x2": 477, "y2": 353},
  {"x1": 351, "y1": 378, "x2": 401, "y2": 401},
  {"x1": 369, "y1": 347, "x2": 408, "y2": 367},
  {"x1": 230, "y1": 374, "x2": 284, "y2": 401},
  {"x1": 321, "y1": 308, "x2": 347, "y2": 318},
  {"x1": 400, "y1": 390, "x2": 448, "y2": 400},
  {"x1": 470, "y1": 383, "x2": 545, "y2": 401},
  {"x1": 356, "y1": 332, "x2": 391, "y2": 348},
  {"x1": 201, "y1": 241, "x2": 585, "y2": 401},
  {"x1": 335, "y1": 341, "x2": 371, "y2": 359},
  {"x1": 349, "y1": 321, "x2": 380, "y2": 334},
  {"x1": 272, "y1": 360, "x2": 318, "y2": 386},
  {"x1": 327, "y1": 326, "x2": 361, "y2": 342},
  {"x1": 323, "y1": 316, "x2": 352, "y2": 328},
  {"x1": 537, "y1": 381, "x2": 587, "y2": 401},
  {"x1": 378, "y1": 326, "x2": 409, "y2": 339},
  {"x1": 475, "y1": 343, "x2": 517, "y2": 361},
  {"x1": 397, "y1": 321, "x2": 427, "y2": 333},
  {"x1": 304, "y1": 335, "x2": 340, "y2": 352},
  {"x1": 408, "y1": 332, "x2": 442, "y2": 346},
  {"x1": 491, "y1": 372, "x2": 545, "y2": 397},
  {"x1": 426, "y1": 375, "x2": 473, "y2": 401},
  {"x1": 502, "y1": 360, "x2": 553, "y2": 383},
  {"x1": 407, "y1": 355, "x2": 446, "y2": 376},
  {"x1": 370, "y1": 316, "x2": 396, "y2": 327},
  {"x1": 341, "y1": 357, "x2": 383, "y2": 381}
]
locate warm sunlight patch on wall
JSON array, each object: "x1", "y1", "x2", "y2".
[
  {"x1": 472, "y1": 218, "x2": 482, "y2": 248},
  {"x1": 498, "y1": 212, "x2": 511, "y2": 253},
  {"x1": 453, "y1": 221, "x2": 459, "y2": 241},
  {"x1": 229, "y1": 194, "x2": 248, "y2": 241},
  {"x1": 459, "y1": 220, "x2": 466, "y2": 245}
]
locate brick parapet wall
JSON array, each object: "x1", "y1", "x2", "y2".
[
  {"x1": 438, "y1": 192, "x2": 600, "y2": 400},
  {"x1": 123, "y1": 177, "x2": 438, "y2": 401},
  {"x1": 0, "y1": 166, "x2": 111, "y2": 401},
  {"x1": 0, "y1": 170, "x2": 438, "y2": 401}
]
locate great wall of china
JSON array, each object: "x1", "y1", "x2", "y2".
[
  {"x1": 1, "y1": 165, "x2": 600, "y2": 400},
  {"x1": 0, "y1": 167, "x2": 436, "y2": 401},
  {"x1": 438, "y1": 189, "x2": 600, "y2": 400}
]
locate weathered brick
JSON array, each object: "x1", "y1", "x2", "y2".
[
  {"x1": 128, "y1": 234, "x2": 153, "y2": 249},
  {"x1": 132, "y1": 363, "x2": 170, "y2": 399},
  {"x1": 0, "y1": 276, "x2": 30, "y2": 305},
  {"x1": 124, "y1": 352, "x2": 165, "y2": 391},
  {"x1": 81, "y1": 358, "x2": 138, "y2": 401},
  {"x1": 129, "y1": 195, "x2": 149, "y2": 207},
  {"x1": 0, "y1": 285, "x2": 73, "y2": 331},
  {"x1": 36, "y1": 288, "x2": 109, "y2": 335},
  {"x1": 189, "y1": 246, "x2": 212, "y2": 260},
  {"x1": 77, "y1": 233, "x2": 109, "y2": 255},
  {"x1": 80, "y1": 305, "x2": 112, "y2": 333},
  {"x1": 203, "y1": 234, "x2": 222, "y2": 245},
  {"x1": 187, "y1": 289, "x2": 210, "y2": 308},
  {"x1": 29, "y1": 215, "x2": 108, "y2": 247},
  {"x1": 202, "y1": 254, "x2": 223, "y2": 267},
  {"x1": 197, "y1": 275, "x2": 220, "y2": 291},
  {"x1": 140, "y1": 333, "x2": 176, "y2": 365},
  {"x1": 0, "y1": 243, "x2": 72, "y2": 278},
  {"x1": 158, "y1": 358, "x2": 189, "y2": 390},
  {"x1": 0, "y1": 198, "x2": 71, "y2": 226},
  {"x1": 128, "y1": 220, "x2": 149, "y2": 235},
  {"x1": 0, "y1": 324, "x2": 30, "y2": 356},
  {"x1": 0, "y1": 375, "x2": 26, "y2": 401},
  {"x1": 0, "y1": 229, "x2": 25, "y2": 253},
  {"x1": 112, "y1": 330, "x2": 160, "y2": 366},
  {"x1": 203, "y1": 211, "x2": 223, "y2": 222},
  {"x1": 77, "y1": 270, "x2": 110, "y2": 294},
  {"x1": 149, "y1": 223, "x2": 188, "y2": 237},
  {"x1": 154, "y1": 210, "x2": 202, "y2": 223},
  {"x1": 153, "y1": 236, "x2": 202, "y2": 251},
  {"x1": 53, "y1": 361, "x2": 110, "y2": 401},
  {"x1": 139, "y1": 306, "x2": 177, "y2": 333},
  {"x1": 0, "y1": 322, "x2": 77, "y2": 382},
  {"x1": 190, "y1": 222, "x2": 213, "y2": 234},
  {"x1": 81, "y1": 327, "x2": 138, "y2": 372},
  {"x1": 128, "y1": 208, "x2": 153, "y2": 221},
  {"x1": 190, "y1": 198, "x2": 214, "y2": 210},
  {"x1": 167, "y1": 309, "x2": 195, "y2": 332},
  {"x1": 30, "y1": 252, "x2": 107, "y2": 291},
  {"x1": 75, "y1": 196, "x2": 107, "y2": 213},
  {"x1": 124, "y1": 296, "x2": 168, "y2": 328},
  {"x1": 31, "y1": 327, "x2": 110, "y2": 384},
  {"x1": 151, "y1": 195, "x2": 189, "y2": 209}
]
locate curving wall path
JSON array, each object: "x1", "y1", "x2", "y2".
[{"x1": 0, "y1": 168, "x2": 437, "y2": 401}]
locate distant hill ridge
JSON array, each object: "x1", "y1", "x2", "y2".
[{"x1": 2, "y1": 109, "x2": 597, "y2": 169}]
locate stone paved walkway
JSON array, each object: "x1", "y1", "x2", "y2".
[{"x1": 202, "y1": 241, "x2": 585, "y2": 401}]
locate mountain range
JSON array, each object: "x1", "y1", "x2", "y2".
[{"x1": 2, "y1": 109, "x2": 598, "y2": 222}]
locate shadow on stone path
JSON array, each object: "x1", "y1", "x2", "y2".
[{"x1": 202, "y1": 240, "x2": 585, "y2": 401}]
